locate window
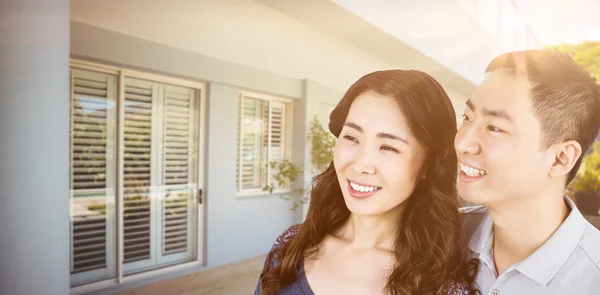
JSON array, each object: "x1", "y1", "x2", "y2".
[
  {"x1": 69, "y1": 61, "x2": 205, "y2": 287},
  {"x1": 237, "y1": 91, "x2": 292, "y2": 194}
]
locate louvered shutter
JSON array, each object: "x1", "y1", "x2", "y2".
[
  {"x1": 69, "y1": 68, "x2": 116, "y2": 281},
  {"x1": 238, "y1": 96, "x2": 269, "y2": 191},
  {"x1": 69, "y1": 65, "x2": 202, "y2": 285},
  {"x1": 268, "y1": 100, "x2": 288, "y2": 187},
  {"x1": 161, "y1": 85, "x2": 196, "y2": 256},
  {"x1": 122, "y1": 78, "x2": 155, "y2": 264},
  {"x1": 269, "y1": 101, "x2": 287, "y2": 164}
]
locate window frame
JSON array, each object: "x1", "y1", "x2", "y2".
[
  {"x1": 68, "y1": 59, "x2": 207, "y2": 290},
  {"x1": 236, "y1": 90, "x2": 293, "y2": 197}
]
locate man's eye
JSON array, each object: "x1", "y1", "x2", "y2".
[
  {"x1": 461, "y1": 114, "x2": 472, "y2": 122},
  {"x1": 487, "y1": 125, "x2": 503, "y2": 132}
]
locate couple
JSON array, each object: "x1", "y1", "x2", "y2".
[{"x1": 255, "y1": 50, "x2": 600, "y2": 295}]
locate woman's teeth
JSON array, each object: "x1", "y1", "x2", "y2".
[
  {"x1": 350, "y1": 181, "x2": 381, "y2": 192},
  {"x1": 460, "y1": 163, "x2": 487, "y2": 177}
]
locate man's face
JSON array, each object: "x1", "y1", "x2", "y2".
[{"x1": 455, "y1": 70, "x2": 553, "y2": 207}]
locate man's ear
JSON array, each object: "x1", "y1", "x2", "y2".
[{"x1": 548, "y1": 140, "x2": 582, "y2": 179}]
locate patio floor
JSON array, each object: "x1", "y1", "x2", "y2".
[
  {"x1": 115, "y1": 255, "x2": 266, "y2": 295},
  {"x1": 110, "y1": 214, "x2": 600, "y2": 295}
]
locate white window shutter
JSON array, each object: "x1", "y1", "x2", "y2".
[
  {"x1": 161, "y1": 85, "x2": 196, "y2": 255},
  {"x1": 69, "y1": 64, "x2": 203, "y2": 285},
  {"x1": 71, "y1": 73, "x2": 110, "y2": 191},
  {"x1": 237, "y1": 93, "x2": 291, "y2": 194},
  {"x1": 238, "y1": 96, "x2": 269, "y2": 191},
  {"x1": 70, "y1": 69, "x2": 116, "y2": 275},
  {"x1": 269, "y1": 100, "x2": 287, "y2": 163},
  {"x1": 122, "y1": 78, "x2": 154, "y2": 264}
]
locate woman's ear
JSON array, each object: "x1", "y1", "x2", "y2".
[{"x1": 420, "y1": 160, "x2": 432, "y2": 180}]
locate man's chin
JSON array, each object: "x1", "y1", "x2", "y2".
[{"x1": 458, "y1": 188, "x2": 487, "y2": 206}]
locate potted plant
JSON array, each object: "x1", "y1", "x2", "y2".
[
  {"x1": 263, "y1": 116, "x2": 336, "y2": 211},
  {"x1": 568, "y1": 141, "x2": 600, "y2": 216}
]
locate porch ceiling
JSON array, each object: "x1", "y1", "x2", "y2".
[
  {"x1": 71, "y1": 0, "x2": 476, "y2": 97},
  {"x1": 255, "y1": 0, "x2": 477, "y2": 97}
]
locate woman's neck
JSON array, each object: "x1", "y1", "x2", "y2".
[{"x1": 336, "y1": 205, "x2": 404, "y2": 252}]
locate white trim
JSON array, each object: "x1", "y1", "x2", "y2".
[
  {"x1": 69, "y1": 70, "x2": 75, "y2": 273},
  {"x1": 105, "y1": 72, "x2": 118, "y2": 283},
  {"x1": 237, "y1": 93, "x2": 245, "y2": 193},
  {"x1": 286, "y1": 102, "x2": 293, "y2": 165},
  {"x1": 70, "y1": 188, "x2": 111, "y2": 198},
  {"x1": 150, "y1": 80, "x2": 161, "y2": 270},
  {"x1": 267, "y1": 97, "x2": 273, "y2": 188},
  {"x1": 116, "y1": 70, "x2": 125, "y2": 283},
  {"x1": 239, "y1": 89, "x2": 294, "y2": 104},
  {"x1": 283, "y1": 101, "x2": 293, "y2": 189},
  {"x1": 196, "y1": 87, "x2": 207, "y2": 265},
  {"x1": 122, "y1": 70, "x2": 206, "y2": 91},
  {"x1": 185, "y1": 87, "x2": 197, "y2": 262},
  {"x1": 70, "y1": 59, "x2": 207, "y2": 90},
  {"x1": 236, "y1": 91, "x2": 294, "y2": 196},
  {"x1": 70, "y1": 60, "x2": 120, "y2": 75},
  {"x1": 236, "y1": 188, "x2": 294, "y2": 198}
]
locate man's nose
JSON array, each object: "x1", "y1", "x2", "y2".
[{"x1": 455, "y1": 125, "x2": 481, "y2": 155}]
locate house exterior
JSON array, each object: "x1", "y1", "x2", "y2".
[{"x1": 1, "y1": 0, "x2": 539, "y2": 294}]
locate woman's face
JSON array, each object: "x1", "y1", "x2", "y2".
[{"x1": 333, "y1": 91, "x2": 428, "y2": 217}]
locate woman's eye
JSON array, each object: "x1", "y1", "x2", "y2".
[
  {"x1": 381, "y1": 145, "x2": 399, "y2": 153},
  {"x1": 343, "y1": 135, "x2": 358, "y2": 142},
  {"x1": 461, "y1": 114, "x2": 472, "y2": 122}
]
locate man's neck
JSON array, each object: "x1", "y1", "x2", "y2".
[{"x1": 488, "y1": 192, "x2": 570, "y2": 275}]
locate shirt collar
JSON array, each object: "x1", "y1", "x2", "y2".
[
  {"x1": 515, "y1": 196, "x2": 586, "y2": 285},
  {"x1": 467, "y1": 196, "x2": 587, "y2": 285},
  {"x1": 467, "y1": 212, "x2": 494, "y2": 256}
]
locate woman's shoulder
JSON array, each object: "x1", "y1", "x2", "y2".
[
  {"x1": 271, "y1": 224, "x2": 301, "y2": 250},
  {"x1": 255, "y1": 224, "x2": 305, "y2": 295},
  {"x1": 261, "y1": 224, "x2": 302, "y2": 271},
  {"x1": 447, "y1": 281, "x2": 471, "y2": 295}
]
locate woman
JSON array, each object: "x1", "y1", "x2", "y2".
[{"x1": 255, "y1": 70, "x2": 473, "y2": 295}]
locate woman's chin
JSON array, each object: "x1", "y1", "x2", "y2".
[{"x1": 344, "y1": 198, "x2": 389, "y2": 217}]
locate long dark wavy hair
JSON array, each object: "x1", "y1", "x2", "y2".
[{"x1": 259, "y1": 70, "x2": 473, "y2": 294}]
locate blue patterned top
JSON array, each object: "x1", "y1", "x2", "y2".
[{"x1": 254, "y1": 224, "x2": 471, "y2": 295}]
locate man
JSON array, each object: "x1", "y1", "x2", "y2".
[{"x1": 456, "y1": 50, "x2": 600, "y2": 294}]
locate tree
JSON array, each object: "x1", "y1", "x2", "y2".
[
  {"x1": 549, "y1": 41, "x2": 600, "y2": 215},
  {"x1": 264, "y1": 116, "x2": 336, "y2": 211},
  {"x1": 547, "y1": 41, "x2": 600, "y2": 81},
  {"x1": 549, "y1": 41, "x2": 600, "y2": 154}
]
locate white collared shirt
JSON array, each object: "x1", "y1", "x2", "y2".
[{"x1": 460, "y1": 197, "x2": 600, "y2": 295}]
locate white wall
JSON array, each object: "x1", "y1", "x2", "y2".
[
  {"x1": 71, "y1": 0, "x2": 471, "y2": 112},
  {"x1": 71, "y1": 0, "x2": 396, "y2": 93},
  {"x1": 1, "y1": 1, "x2": 70, "y2": 294},
  {"x1": 206, "y1": 83, "x2": 298, "y2": 265},
  {"x1": 331, "y1": 0, "x2": 504, "y2": 86}
]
